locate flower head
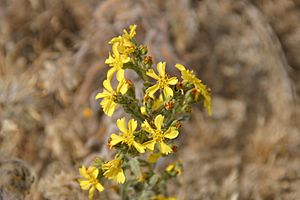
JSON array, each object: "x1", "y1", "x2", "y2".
[
  {"x1": 95, "y1": 79, "x2": 129, "y2": 116},
  {"x1": 146, "y1": 62, "x2": 178, "y2": 98},
  {"x1": 110, "y1": 118, "x2": 145, "y2": 153},
  {"x1": 106, "y1": 25, "x2": 137, "y2": 81},
  {"x1": 79, "y1": 166, "x2": 104, "y2": 199},
  {"x1": 175, "y1": 64, "x2": 211, "y2": 115},
  {"x1": 105, "y1": 42, "x2": 131, "y2": 81},
  {"x1": 102, "y1": 157, "x2": 125, "y2": 184},
  {"x1": 166, "y1": 162, "x2": 182, "y2": 176},
  {"x1": 142, "y1": 114, "x2": 179, "y2": 155}
]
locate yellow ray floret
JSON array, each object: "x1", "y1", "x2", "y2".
[
  {"x1": 79, "y1": 166, "x2": 104, "y2": 199},
  {"x1": 110, "y1": 117, "x2": 145, "y2": 153},
  {"x1": 146, "y1": 62, "x2": 178, "y2": 98},
  {"x1": 175, "y1": 63, "x2": 212, "y2": 115},
  {"x1": 102, "y1": 158, "x2": 125, "y2": 184},
  {"x1": 105, "y1": 42, "x2": 130, "y2": 81},
  {"x1": 142, "y1": 114, "x2": 179, "y2": 155},
  {"x1": 95, "y1": 79, "x2": 129, "y2": 116},
  {"x1": 109, "y1": 24, "x2": 137, "y2": 55}
]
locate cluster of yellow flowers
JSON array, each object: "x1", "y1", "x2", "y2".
[{"x1": 79, "y1": 25, "x2": 211, "y2": 200}]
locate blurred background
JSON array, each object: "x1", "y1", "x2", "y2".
[{"x1": 0, "y1": 0, "x2": 300, "y2": 199}]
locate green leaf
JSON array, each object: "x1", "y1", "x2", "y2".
[
  {"x1": 149, "y1": 174, "x2": 159, "y2": 187},
  {"x1": 129, "y1": 157, "x2": 142, "y2": 179}
]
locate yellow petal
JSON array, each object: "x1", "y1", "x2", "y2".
[
  {"x1": 102, "y1": 100, "x2": 117, "y2": 116},
  {"x1": 128, "y1": 24, "x2": 137, "y2": 37},
  {"x1": 116, "y1": 170, "x2": 126, "y2": 183},
  {"x1": 79, "y1": 180, "x2": 91, "y2": 190},
  {"x1": 90, "y1": 167, "x2": 99, "y2": 179},
  {"x1": 140, "y1": 106, "x2": 147, "y2": 115},
  {"x1": 146, "y1": 69, "x2": 159, "y2": 80},
  {"x1": 103, "y1": 79, "x2": 113, "y2": 92},
  {"x1": 117, "y1": 79, "x2": 129, "y2": 94},
  {"x1": 109, "y1": 36, "x2": 120, "y2": 44},
  {"x1": 112, "y1": 42, "x2": 120, "y2": 56},
  {"x1": 128, "y1": 118, "x2": 137, "y2": 133},
  {"x1": 105, "y1": 53, "x2": 115, "y2": 64},
  {"x1": 175, "y1": 63, "x2": 186, "y2": 71},
  {"x1": 142, "y1": 120, "x2": 154, "y2": 134},
  {"x1": 79, "y1": 166, "x2": 89, "y2": 178},
  {"x1": 107, "y1": 67, "x2": 117, "y2": 80},
  {"x1": 146, "y1": 84, "x2": 160, "y2": 98},
  {"x1": 88, "y1": 186, "x2": 95, "y2": 200},
  {"x1": 164, "y1": 127, "x2": 179, "y2": 139},
  {"x1": 117, "y1": 118, "x2": 127, "y2": 133},
  {"x1": 163, "y1": 86, "x2": 173, "y2": 98},
  {"x1": 95, "y1": 90, "x2": 111, "y2": 99},
  {"x1": 143, "y1": 140, "x2": 156, "y2": 151},
  {"x1": 157, "y1": 62, "x2": 166, "y2": 77},
  {"x1": 96, "y1": 183, "x2": 104, "y2": 192},
  {"x1": 167, "y1": 77, "x2": 178, "y2": 85},
  {"x1": 154, "y1": 114, "x2": 164, "y2": 130},
  {"x1": 166, "y1": 164, "x2": 175, "y2": 173},
  {"x1": 133, "y1": 141, "x2": 145, "y2": 153},
  {"x1": 159, "y1": 142, "x2": 173, "y2": 155},
  {"x1": 110, "y1": 134, "x2": 123, "y2": 146},
  {"x1": 116, "y1": 69, "x2": 125, "y2": 82},
  {"x1": 152, "y1": 95, "x2": 164, "y2": 111}
]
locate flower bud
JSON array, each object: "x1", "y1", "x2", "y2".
[
  {"x1": 164, "y1": 101, "x2": 174, "y2": 110},
  {"x1": 139, "y1": 45, "x2": 148, "y2": 55},
  {"x1": 143, "y1": 56, "x2": 153, "y2": 65}
]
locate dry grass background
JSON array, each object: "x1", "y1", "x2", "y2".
[{"x1": 0, "y1": 0, "x2": 300, "y2": 199}]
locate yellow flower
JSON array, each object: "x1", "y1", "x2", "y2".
[
  {"x1": 123, "y1": 24, "x2": 137, "y2": 39},
  {"x1": 110, "y1": 117, "x2": 145, "y2": 153},
  {"x1": 95, "y1": 79, "x2": 129, "y2": 116},
  {"x1": 109, "y1": 24, "x2": 136, "y2": 55},
  {"x1": 142, "y1": 114, "x2": 179, "y2": 155},
  {"x1": 79, "y1": 166, "x2": 104, "y2": 199},
  {"x1": 166, "y1": 162, "x2": 182, "y2": 176},
  {"x1": 146, "y1": 62, "x2": 178, "y2": 98},
  {"x1": 105, "y1": 42, "x2": 131, "y2": 81},
  {"x1": 102, "y1": 158, "x2": 125, "y2": 184},
  {"x1": 151, "y1": 195, "x2": 176, "y2": 200},
  {"x1": 175, "y1": 64, "x2": 212, "y2": 115}
]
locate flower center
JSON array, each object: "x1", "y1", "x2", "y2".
[
  {"x1": 158, "y1": 76, "x2": 168, "y2": 88},
  {"x1": 153, "y1": 129, "x2": 164, "y2": 142},
  {"x1": 123, "y1": 132, "x2": 135, "y2": 146}
]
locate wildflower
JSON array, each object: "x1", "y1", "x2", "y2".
[
  {"x1": 142, "y1": 114, "x2": 179, "y2": 154},
  {"x1": 146, "y1": 62, "x2": 178, "y2": 98},
  {"x1": 109, "y1": 24, "x2": 136, "y2": 56},
  {"x1": 95, "y1": 79, "x2": 129, "y2": 116},
  {"x1": 175, "y1": 64, "x2": 211, "y2": 115},
  {"x1": 105, "y1": 43, "x2": 130, "y2": 81},
  {"x1": 109, "y1": 118, "x2": 145, "y2": 153},
  {"x1": 102, "y1": 158, "x2": 125, "y2": 184},
  {"x1": 123, "y1": 24, "x2": 137, "y2": 39},
  {"x1": 166, "y1": 162, "x2": 182, "y2": 176},
  {"x1": 79, "y1": 166, "x2": 104, "y2": 199}
]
